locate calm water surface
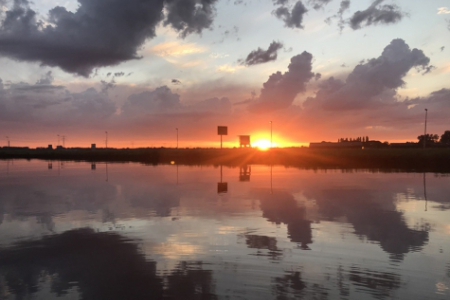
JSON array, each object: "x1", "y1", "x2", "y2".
[{"x1": 0, "y1": 160, "x2": 449, "y2": 300}]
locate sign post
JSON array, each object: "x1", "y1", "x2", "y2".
[{"x1": 217, "y1": 126, "x2": 228, "y2": 149}]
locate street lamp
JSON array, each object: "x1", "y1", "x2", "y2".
[
  {"x1": 105, "y1": 131, "x2": 108, "y2": 148},
  {"x1": 424, "y1": 108, "x2": 428, "y2": 149},
  {"x1": 270, "y1": 121, "x2": 273, "y2": 148},
  {"x1": 176, "y1": 128, "x2": 178, "y2": 149}
]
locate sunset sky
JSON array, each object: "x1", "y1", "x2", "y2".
[{"x1": 0, "y1": 0, "x2": 449, "y2": 148}]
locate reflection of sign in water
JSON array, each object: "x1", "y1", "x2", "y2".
[
  {"x1": 217, "y1": 182, "x2": 228, "y2": 194},
  {"x1": 239, "y1": 165, "x2": 251, "y2": 182},
  {"x1": 217, "y1": 165, "x2": 228, "y2": 194}
]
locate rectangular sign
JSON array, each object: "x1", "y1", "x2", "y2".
[{"x1": 217, "y1": 126, "x2": 228, "y2": 135}]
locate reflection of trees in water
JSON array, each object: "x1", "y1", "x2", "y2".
[
  {"x1": 0, "y1": 228, "x2": 216, "y2": 300},
  {"x1": 272, "y1": 271, "x2": 328, "y2": 300},
  {"x1": 257, "y1": 191, "x2": 312, "y2": 249},
  {"x1": 244, "y1": 234, "x2": 283, "y2": 261},
  {"x1": 348, "y1": 266, "x2": 401, "y2": 300},
  {"x1": 272, "y1": 265, "x2": 402, "y2": 300},
  {"x1": 165, "y1": 261, "x2": 217, "y2": 300},
  {"x1": 314, "y1": 189, "x2": 429, "y2": 260}
]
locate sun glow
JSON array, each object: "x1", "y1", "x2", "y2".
[{"x1": 253, "y1": 139, "x2": 273, "y2": 151}]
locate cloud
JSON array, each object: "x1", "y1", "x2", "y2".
[
  {"x1": 0, "y1": 77, "x2": 116, "y2": 124},
  {"x1": 325, "y1": 0, "x2": 350, "y2": 32},
  {"x1": 250, "y1": 51, "x2": 316, "y2": 112},
  {"x1": 308, "y1": 0, "x2": 332, "y2": 10},
  {"x1": 163, "y1": 0, "x2": 218, "y2": 38},
  {"x1": 172, "y1": 79, "x2": 182, "y2": 85},
  {"x1": 239, "y1": 41, "x2": 284, "y2": 66},
  {"x1": 0, "y1": 0, "x2": 218, "y2": 76},
  {"x1": 304, "y1": 39, "x2": 431, "y2": 111},
  {"x1": 438, "y1": 7, "x2": 450, "y2": 15},
  {"x1": 121, "y1": 86, "x2": 182, "y2": 117},
  {"x1": 274, "y1": 1, "x2": 308, "y2": 29},
  {"x1": 36, "y1": 71, "x2": 54, "y2": 85},
  {"x1": 349, "y1": 0, "x2": 405, "y2": 30}
]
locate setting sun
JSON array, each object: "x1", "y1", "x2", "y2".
[{"x1": 253, "y1": 140, "x2": 272, "y2": 151}]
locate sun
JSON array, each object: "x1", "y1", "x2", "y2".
[{"x1": 253, "y1": 140, "x2": 272, "y2": 151}]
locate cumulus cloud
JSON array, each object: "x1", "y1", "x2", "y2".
[
  {"x1": 239, "y1": 41, "x2": 284, "y2": 66},
  {"x1": 0, "y1": 0, "x2": 218, "y2": 76},
  {"x1": 349, "y1": 0, "x2": 405, "y2": 30},
  {"x1": 163, "y1": 0, "x2": 218, "y2": 37},
  {"x1": 274, "y1": 1, "x2": 308, "y2": 29},
  {"x1": 304, "y1": 39, "x2": 432, "y2": 111},
  {"x1": 250, "y1": 51, "x2": 316, "y2": 112}
]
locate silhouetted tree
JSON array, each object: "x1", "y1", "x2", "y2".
[
  {"x1": 440, "y1": 131, "x2": 450, "y2": 145},
  {"x1": 417, "y1": 134, "x2": 439, "y2": 146}
]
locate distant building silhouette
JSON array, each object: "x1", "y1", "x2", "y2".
[{"x1": 239, "y1": 135, "x2": 251, "y2": 148}]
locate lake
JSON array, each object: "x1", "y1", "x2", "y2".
[{"x1": 0, "y1": 160, "x2": 449, "y2": 299}]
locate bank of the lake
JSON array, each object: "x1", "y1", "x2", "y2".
[{"x1": 1, "y1": 147, "x2": 450, "y2": 171}]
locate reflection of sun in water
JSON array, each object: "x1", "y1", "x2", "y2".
[{"x1": 253, "y1": 140, "x2": 274, "y2": 151}]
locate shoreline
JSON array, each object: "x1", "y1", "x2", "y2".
[{"x1": 1, "y1": 147, "x2": 450, "y2": 172}]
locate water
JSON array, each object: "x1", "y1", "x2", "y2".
[{"x1": 0, "y1": 160, "x2": 449, "y2": 299}]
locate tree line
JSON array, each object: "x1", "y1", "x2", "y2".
[{"x1": 418, "y1": 131, "x2": 450, "y2": 145}]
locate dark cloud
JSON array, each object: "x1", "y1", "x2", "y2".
[
  {"x1": 274, "y1": 1, "x2": 308, "y2": 29},
  {"x1": 163, "y1": 0, "x2": 218, "y2": 38},
  {"x1": 250, "y1": 51, "x2": 316, "y2": 112},
  {"x1": 304, "y1": 39, "x2": 431, "y2": 110},
  {"x1": 114, "y1": 72, "x2": 125, "y2": 77},
  {"x1": 172, "y1": 79, "x2": 182, "y2": 85},
  {"x1": 240, "y1": 41, "x2": 284, "y2": 66},
  {"x1": 349, "y1": 0, "x2": 404, "y2": 30},
  {"x1": 308, "y1": 0, "x2": 332, "y2": 10},
  {"x1": 0, "y1": 0, "x2": 219, "y2": 76},
  {"x1": 441, "y1": 46, "x2": 445, "y2": 52}
]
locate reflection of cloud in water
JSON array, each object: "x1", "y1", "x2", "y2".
[
  {"x1": 256, "y1": 190, "x2": 312, "y2": 249},
  {"x1": 0, "y1": 228, "x2": 217, "y2": 300},
  {"x1": 312, "y1": 189, "x2": 429, "y2": 260}
]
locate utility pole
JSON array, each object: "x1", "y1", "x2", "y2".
[
  {"x1": 6, "y1": 136, "x2": 10, "y2": 147},
  {"x1": 62, "y1": 136, "x2": 65, "y2": 147},
  {"x1": 176, "y1": 128, "x2": 178, "y2": 149},
  {"x1": 270, "y1": 121, "x2": 273, "y2": 148},
  {"x1": 424, "y1": 108, "x2": 428, "y2": 149},
  {"x1": 57, "y1": 134, "x2": 60, "y2": 146},
  {"x1": 105, "y1": 131, "x2": 108, "y2": 148}
]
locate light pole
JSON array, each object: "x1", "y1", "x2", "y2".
[
  {"x1": 105, "y1": 131, "x2": 108, "y2": 148},
  {"x1": 57, "y1": 134, "x2": 60, "y2": 146},
  {"x1": 270, "y1": 121, "x2": 273, "y2": 148},
  {"x1": 176, "y1": 128, "x2": 178, "y2": 149},
  {"x1": 424, "y1": 108, "x2": 428, "y2": 149},
  {"x1": 6, "y1": 136, "x2": 9, "y2": 147}
]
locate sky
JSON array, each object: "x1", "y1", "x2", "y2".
[{"x1": 0, "y1": 0, "x2": 449, "y2": 148}]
